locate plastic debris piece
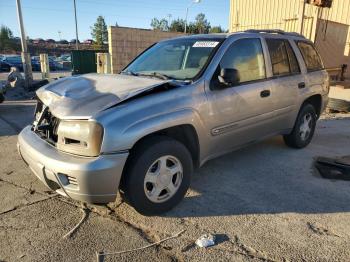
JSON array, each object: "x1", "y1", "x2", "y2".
[
  {"x1": 195, "y1": 234, "x2": 216, "y2": 248},
  {"x1": 96, "y1": 229, "x2": 186, "y2": 261},
  {"x1": 315, "y1": 156, "x2": 350, "y2": 180}
]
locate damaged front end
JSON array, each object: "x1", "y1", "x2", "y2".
[
  {"x1": 32, "y1": 99, "x2": 60, "y2": 146},
  {"x1": 32, "y1": 99, "x2": 103, "y2": 157},
  {"x1": 30, "y1": 73, "x2": 183, "y2": 156}
]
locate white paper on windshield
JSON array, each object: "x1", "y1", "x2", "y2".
[{"x1": 192, "y1": 41, "x2": 219, "y2": 48}]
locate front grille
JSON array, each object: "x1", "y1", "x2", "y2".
[{"x1": 33, "y1": 100, "x2": 60, "y2": 145}]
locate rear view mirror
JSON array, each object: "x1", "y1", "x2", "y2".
[{"x1": 218, "y1": 68, "x2": 240, "y2": 86}]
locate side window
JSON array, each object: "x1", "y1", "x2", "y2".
[
  {"x1": 285, "y1": 41, "x2": 300, "y2": 74},
  {"x1": 220, "y1": 38, "x2": 266, "y2": 84},
  {"x1": 297, "y1": 41, "x2": 324, "y2": 71},
  {"x1": 266, "y1": 39, "x2": 290, "y2": 76}
]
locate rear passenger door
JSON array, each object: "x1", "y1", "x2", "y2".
[
  {"x1": 265, "y1": 38, "x2": 304, "y2": 130},
  {"x1": 296, "y1": 41, "x2": 328, "y2": 102}
]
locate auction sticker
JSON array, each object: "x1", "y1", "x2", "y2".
[{"x1": 193, "y1": 41, "x2": 219, "y2": 48}]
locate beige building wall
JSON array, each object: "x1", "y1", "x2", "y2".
[
  {"x1": 229, "y1": 0, "x2": 350, "y2": 75},
  {"x1": 108, "y1": 26, "x2": 184, "y2": 73}
]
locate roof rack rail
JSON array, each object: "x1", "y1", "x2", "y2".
[{"x1": 244, "y1": 29, "x2": 306, "y2": 38}]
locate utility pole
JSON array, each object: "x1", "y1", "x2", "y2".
[
  {"x1": 185, "y1": 7, "x2": 189, "y2": 33},
  {"x1": 73, "y1": 0, "x2": 79, "y2": 50},
  {"x1": 167, "y1": 14, "x2": 172, "y2": 27},
  {"x1": 299, "y1": 0, "x2": 307, "y2": 35},
  {"x1": 15, "y1": 0, "x2": 32, "y2": 89},
  {"x1": 185, "y1": 0, "x2": 201, "y2": 34}
]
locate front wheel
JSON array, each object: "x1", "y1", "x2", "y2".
[
  {"x1": 283, "y1": 104, "x2": 317, "y2": 148},
  {"x1": 121, "y1": 136, "x2": 193, "y2": 216}
]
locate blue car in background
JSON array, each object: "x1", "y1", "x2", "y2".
[
  {"x1": 1, "y1": 56, "x2": 23, "y2": 71},
  {"x1": 31, "y1": 56, "x2": 59, "y2": 71},
  {"x1": 0, "y1": 60, "x2": 12, "y2": 72},
  {"x1": 1, "y1": 55, "x2": 62, "y2": 72}
]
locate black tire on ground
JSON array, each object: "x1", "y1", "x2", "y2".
[
  {"x1": 328, "y1": 98, "x2": 350, "y2": 113},
  {"x1": 0, "y1": 94, "x2": 4, "y2": 104},
  {"x1": 283, "y1": 103, "x2": 317, "y2": 149},
  {"x1": 121, "y1": 136, "x2": 193, "y2": 216}
]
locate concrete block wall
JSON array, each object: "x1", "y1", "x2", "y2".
[{"x1": 108, "y1": 26, "x2": 184, "y2": 73}]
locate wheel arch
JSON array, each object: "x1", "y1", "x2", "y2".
[
  {"x1": 128, "y1": 124, "x2": 200, "y2": 168},
  {"x1": 302, "y1": 94, "x2": 322, "y2": 118}
]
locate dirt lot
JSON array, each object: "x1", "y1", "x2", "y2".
[{"x1": 1, "y1": 94, "x2": 350, "y2": 261}]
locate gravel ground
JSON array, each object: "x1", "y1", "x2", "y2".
[{"x1": 1, "y1": 94, "x2": 350, "y2": 262}]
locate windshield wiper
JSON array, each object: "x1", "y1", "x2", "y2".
[
  {"x1": 121, "y1": 71, "x2": 174, "y2": 80},
  {"x1": 137, "y1": 72, "x2": 174, "y2": 80},
  {"x1": 121, "y1": 70, "x2": 138, "y2": 76}
]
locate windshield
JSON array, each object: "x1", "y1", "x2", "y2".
[{"x1": 123, "y1": 38, "x2": 222, "y2": 80}]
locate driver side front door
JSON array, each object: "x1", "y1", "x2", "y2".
[{"x1": 204, "y1": 37, "x2": 276, "y2": 158}]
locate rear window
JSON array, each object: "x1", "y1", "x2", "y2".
[{"x1": 297, "y1": 41, "x2": 323, "y2": 71}]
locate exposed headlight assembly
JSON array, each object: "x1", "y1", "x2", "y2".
[{"x1": 57, "y1": 120, "x2": 103, "y2": 157}]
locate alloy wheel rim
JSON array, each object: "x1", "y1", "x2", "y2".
[
  {"x1": 144, "y1": 155, "x2": 183, "y2": 203},
  {"x1": 299, "y1": 113, "x2": 313, "y2": 141}
]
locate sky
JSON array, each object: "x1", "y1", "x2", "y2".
[{"x1": 0, "y1": 0, "x2": 229, "y2": 41}]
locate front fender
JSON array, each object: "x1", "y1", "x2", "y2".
[{"x1": 100, "y1": 108, "x2": 208, "y2": 156}]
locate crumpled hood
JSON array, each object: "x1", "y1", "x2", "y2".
[{"x1": 36, "y1": 73, "x2": 168, "y2": 119}]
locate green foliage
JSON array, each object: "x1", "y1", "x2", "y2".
[
  {"x1": 0, "y1": 25, "x2": 19, "y2": 52},
  {"x1": 150, "y1": 18, "x2": 169, "y2": 31},
  {"x1": 150, "y1": 13, "x2": 224, "y2": 34},
  {"x1": 169, "y1": 18, "x2": 186, "y2": 32},
  {"x1": 188, "y1": 13, "x2": 211, "y2": 34},
  {"x1": 209, "y1": 26, "x2": 225, "y2": 33},
  {"x1": 0, "y1": 25, "x2": 13, "y2": 39},
  {"x1": 91, "y1": 16, "x2": 108, "y2": 47}
]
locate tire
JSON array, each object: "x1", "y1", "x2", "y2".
[
  {"x1": 0, "y1": 93, "x2": 4, "y2": 104},
  {"x1": 121, "y1": 136, "x2": 193, "y2": 216},
  {"x1": 283, "y1": 104, "x2": 317, "y2": 149},
  {"x1": 328, "y1": 98, "x2": 350, "y2": 113}
]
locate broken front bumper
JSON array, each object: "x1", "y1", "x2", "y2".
[{"x1": 17, "y1": 126, "x2": 129, "y2": 203}]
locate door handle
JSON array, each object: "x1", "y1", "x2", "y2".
[
  {"x1": 298, "y1": 82, "x2": 306, "y2": 89},
  {"x1": 260, "y1": 90, "x2": 270, "y2": 98}
]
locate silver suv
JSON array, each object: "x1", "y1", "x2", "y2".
[{"x1": 18, "y1": 30, "x2": 329, "y2": 215}]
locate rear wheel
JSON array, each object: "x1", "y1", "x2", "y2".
[
  {"x1": 121, "y1": 136, "x2": 193, "y2": 216},
  {"x1": 283, "y1": 104, "x2": 317, "y2": 148}
]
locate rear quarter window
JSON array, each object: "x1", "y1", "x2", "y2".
[{"x1": 296, "y1": 41, "x2": 324, "y2": 72}]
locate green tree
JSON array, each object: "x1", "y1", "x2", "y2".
[
  {"x1": 91, "y1": 16, "x2": 108, "y2": 46},
  {"x1": 0, "y1": 25, "x2": 20, "y2": 52},
  {"x1": 150, "y1": 18, "x2": 169, "y2": 31},
  {"x1": 169, "y1": 18, "x2": 186, "y2": 32},
  {"x1": 188, "y1": 13, "x2": 211, "y2": 34},
  {"x1": 209, "y1": 26, "x2": 225, "y2": 33}
]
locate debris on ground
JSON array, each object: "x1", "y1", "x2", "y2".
[
  {"x1": 315, "y1": 156, "x2": 350, "y2": 180},
  {"x1": 7, "y1": 67, "x2": 25, "y2": 88},
  {"x1": 62, "y1": 203, "x2": 89, "y2": 239},
  {"x1": 96, "y1": 229, "x2": 185, "y2": 262},
  {"x1": 195, "y1": 234, "x2": 216, "y2": 248},
  {"x1": 328, "y1": 85, "x2": 350, "y2": 113},
  {"x1": 307, "y1": 222, "x2": 340, "y2": 237}
]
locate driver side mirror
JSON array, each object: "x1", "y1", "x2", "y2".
[{"x1": 218, "y1": 68, "x2": 240, "y2": 87}]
